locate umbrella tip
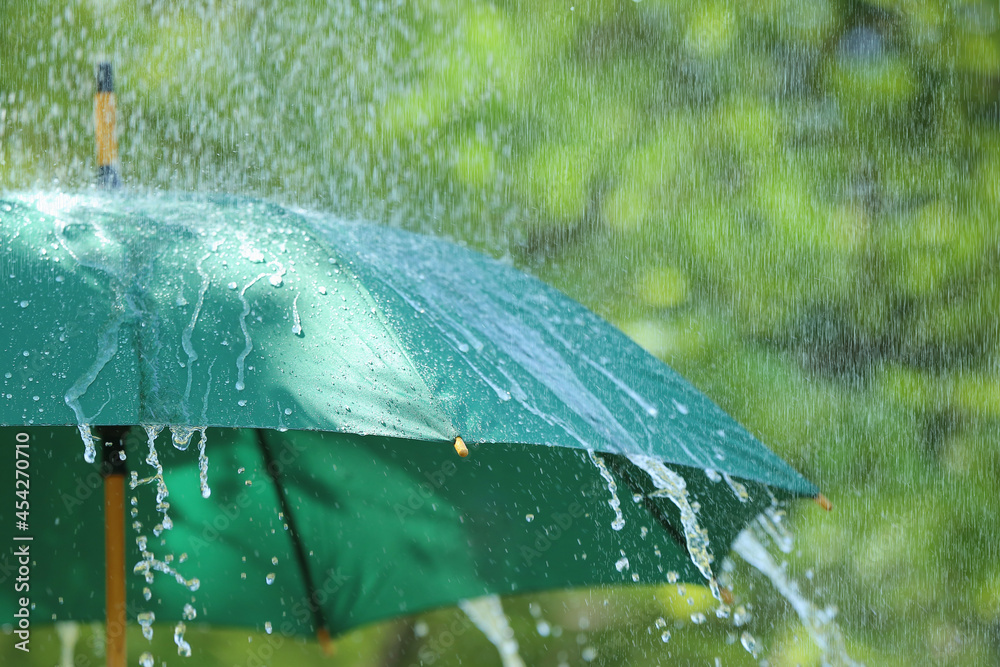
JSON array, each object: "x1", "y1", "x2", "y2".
[
  {"x1": 316, "y1": 627, "x2": 335, "y2": 656},
  {"x1": 453, "y1": 436, "x2": 469, "y2": 458},
  {"x1": 815, "y1": 493, "x2": 832, "y2": 511}
]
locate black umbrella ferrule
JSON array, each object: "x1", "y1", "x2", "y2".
[
  {"x1": 96, "y1": 62, "x2": 114, "y2": 93},
  {"x1": 97, "y1": 425, "x2": 130, "y2": 477}
]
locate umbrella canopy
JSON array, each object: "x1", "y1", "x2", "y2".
[{"x1": 0, "y1": 192, "x2": 818, "y2": 642}]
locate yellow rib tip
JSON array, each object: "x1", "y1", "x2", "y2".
[
  {"x1": 815, "y1": 493, "x2": 832, "y2": 511},
  {"x1": 453, "y1": 436, "x2": 469, "y2": 458},
  {"x1": 316, "y1": 627, "x2": 335, "y2": 656}
]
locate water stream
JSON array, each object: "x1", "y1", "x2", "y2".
[{"x1": 459, "y1": 595, "x2": 526, "y2": 667}]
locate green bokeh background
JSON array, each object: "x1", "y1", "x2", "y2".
[{"x1": 1, "y1": 0, "x2": 998, "y2": 664}]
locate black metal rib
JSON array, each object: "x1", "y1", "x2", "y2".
[{"x1": 254, "y1": 429, "x2": 330, "y2": 635}]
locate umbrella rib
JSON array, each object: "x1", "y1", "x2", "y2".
[{"x1": 254, "y1": 429, "x2": 332, "y2": 645}]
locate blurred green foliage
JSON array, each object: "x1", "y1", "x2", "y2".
[{"x1": 2, "y1": 0, "x2": 999, "y2": 664}]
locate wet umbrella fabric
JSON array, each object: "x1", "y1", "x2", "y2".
[{"x1": 0, "y1": 193, "x2": 818, "y2": 641}]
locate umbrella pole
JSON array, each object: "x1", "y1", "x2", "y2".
[
  {"x1": 94, "y1": 61, "x2": 121, "y2": 189},
  {"x1": 100, "y1": 427, "x2": 129, "y2": 667}
]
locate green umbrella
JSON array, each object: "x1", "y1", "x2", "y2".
[{"x1": 0, "y1": 192, "x2": 822, "y2": 662}]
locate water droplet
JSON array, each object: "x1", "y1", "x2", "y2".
[
  {"x1": 182, "y1": 603, "x2": 196, "y2": 621},
  {"x1": 525, "y1": 513, "x2": 534, "y2": 522},
  {"x1": 690, "y1": 612, "x2": 707, "y2": 624},
  {"x1": 143, "y1": 587, "x2": 151, "y2": 601},
  {"x1": 660, "y1": 630, "x2": 671, "y2": 643},
  {"x1": 265, "y1": 572, "x2": 275, "y2": 585},
  {"x1": 174, "y1": 621, "x2": 191, "y2": 657},
  {"x1": 271, "y1": 556, "x2": 279, "y2": 565},
  {"x1": 614, "y1": 554, "x2": 630, "y2": 572},
  {"x1": 139, "y1": 652, "x2": 154, "y2": 667},
  {"x1": 264, "y1": 621, "x2": 273, "y2": 634},
  {"x1": 137, "y1": 611, "x2": 155, "y2": 640},
  {"x1": 19, "y1": 300, "x2": 29, "y2": 308},
  {"x1": 227, "y1": 281, "x2": 238, "y2": 290}
]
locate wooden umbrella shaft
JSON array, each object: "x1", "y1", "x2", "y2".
[
  {"x1": 100, "y1": 426, "x2": 129, "y2": 667},
  {"x1": 104, "y1": 471, "x2": 126, "y2": 667}
]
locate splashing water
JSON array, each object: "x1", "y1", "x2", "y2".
[
  {"x1": 131, "y1": 427, "x2": 201, "y2": 593},
  {"x1": 758, "y1": 504, "x2": 795, "y2": 554},
  {"x1": 627, "y1": 454, "x2": 724, "y2": 606},
  {"x1": 132, "y1": 554, "x2": 201, "y2": 592},
  {"x1": 139, "y1": 652, "x2": 154, "y2": 667},
  {"x1": 77, "y1": 424, "x2": 98, "y2": 465},
  {"x1": 137, "y1": 611, "x2": 155, "y2": 641},
  {"x1": 174, "y1": 621, "x2": 192, "y2": 657},
  {"x1": 733, "y1": 529, "x2": 861, "y2": 667},
  {"x1": 721, "y1": 472, "x2": 750, "y2": 503},
  {"x1": 615, "y1": 551, "x2": 630, "y2": 573},
  {"x1": 131, "y1": 425, "x2": 170, "y2": 531},
  {"x1": 587, "y1": 450, "x2": 625, "y2": 531},
  {"x1": 459, "y1": 596, "x2": 525, "y2": 667},
  {"x1": 194, "y1": 427, "x2": 211, "y2": 499}
]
